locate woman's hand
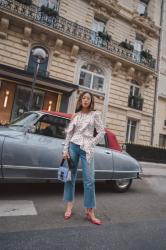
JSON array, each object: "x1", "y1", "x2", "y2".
[{"x1": 63, "y1": 151, "x2": 70, "y2": 159}]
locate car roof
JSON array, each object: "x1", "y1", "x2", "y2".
[{"x1": 40, "y1": 110, "x2": 72, "y2": 119}]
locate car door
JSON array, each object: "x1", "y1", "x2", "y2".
[
  {"x1": 0, "y1": 135, "x2": 5, "y2": 179},
  {"x1": 2, "y1": 114, "x2": 69, "y2": 180},
  {"x1": 77, "y1": 135, "x2": 114, "y2": 180}
]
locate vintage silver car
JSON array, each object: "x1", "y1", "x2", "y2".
[{"x1": 0, "y1": 111, "x2": 142, "y2": 192}]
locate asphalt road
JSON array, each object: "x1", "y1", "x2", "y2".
[{"x1": 0, "y1": 166, "x2": 166, "y2": 250}]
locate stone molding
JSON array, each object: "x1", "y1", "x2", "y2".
[
  {"x1": 0, "y1": 17, "x2": 9, "y2": 39},
  {"x1": 126, "y1": 67, "x2": 135, "y2": 81},
  {"x1": 112, "y1": 61, "x2": 122, "y2": 76},
  {"x1": 70, "y1": 45, "x2": 79, "y2": 62},
  {"x1": 131, "y1": 12, "x2": 159, "y2": 37},
  {"x1": 89, "y1": 0, "x2": 120, "y2": 17},
  {"x1": 144, "y1": 74, "x2": 154, "y2": 88},
  {"x1": 22, "y1": 26, "x2": 32, "y2": 46},
  {"x1": 54, "y1": 39, "x2": 63, "y2": 56}
]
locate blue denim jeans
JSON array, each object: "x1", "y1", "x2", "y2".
[{"x1": 63, "y1": 142, "x2": 96, "y2": 208}]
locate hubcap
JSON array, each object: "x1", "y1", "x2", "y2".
[{"x1": 115, "y1": 179, "x2": 130, "y2": 189}]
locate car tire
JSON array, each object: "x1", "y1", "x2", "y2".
[{"x1": 111, "y1": 179, "x2": 132, "y2": 193}]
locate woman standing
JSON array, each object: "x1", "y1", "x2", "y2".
[{"x1": 63, "y1": 91, "x2": 105, "y2": 225}]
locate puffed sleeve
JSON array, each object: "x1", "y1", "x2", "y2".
[
  {"x1": 63, "y1": 116, "x2": 76, "y2": 153},
  {"x1": 93, "y1": 111, "x2": 105, "y2": 145}
]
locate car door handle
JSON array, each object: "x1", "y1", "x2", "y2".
[
  {"x1": 105, "y1": 151, "x2": 111, "y2": 154},
  {"x1": 61, "y1": 143, "x2": 65, "y2": 145}
]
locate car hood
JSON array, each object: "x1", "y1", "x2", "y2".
[{"x1": 0, "y1": 126, "x2": 24, "y2": 137}]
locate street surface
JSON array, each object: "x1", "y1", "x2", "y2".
[{"x1": 0, "y1": 162, "x2": 166, "y2": 250}]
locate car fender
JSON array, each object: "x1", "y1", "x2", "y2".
[{"x1": 112, "y1": 150, "x2": 142, "y2": 179}]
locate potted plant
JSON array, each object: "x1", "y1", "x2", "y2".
[
  {"x1": 98, "y1": 30, "x2": 111, "y2": 42},
  {"x1": 15, "y1": 0, "x2": 32, "y2": 5},
  {"x1": 119, "y1": 39, "x2": 134, "y2": 51},
  {"x1": 141, "y1": 50, "x2": 152, "y2": 60},
  {"x1": 40, "y1": 4, "x2": 58, "y2": 18}
]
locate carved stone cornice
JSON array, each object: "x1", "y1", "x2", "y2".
[
  {"x1": 89, "y1": 0, "x2": 120, "y2": 17},
  {"x1": 126, "y1": 67, "x2": 135, "y2": 81},
  {"x1": 144, "y1": 74, "x2": 154, "y2": 88},
  {"x1": 70, "y1": 45, "x2": 79, "y2": 62},
  {"x1": 94, "y1": 7, "x2": 110, "y2": 20},
  {"x1": 112, "y1": 61, "x2": 122, "y2": 76},
  {"x1": 127, "y1": 70, "x2": 154, "y2": 88},
  {"x1": 54, "y1": 39, "x2": 63, "y2": 56},
  {"x1": 131, "y1": 12, "x2": 159, "y2": 37}
]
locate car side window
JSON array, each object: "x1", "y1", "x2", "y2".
[
  {"x1": 97, "y1": 135, "x2": 107, "y2": 148},
  {"x1": 35, "y1": 115, "x2": 70, "y2": 139}
]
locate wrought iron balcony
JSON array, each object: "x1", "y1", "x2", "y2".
[
  {"x1": 0, "y1": 0, "x2": 156, "y2": 70},
  {"x1": 128, "y1": 95, "x2": 144, "y2": 111},
  {"x1": 25, "y1": 65, "x2": 49, "y2": 78}
]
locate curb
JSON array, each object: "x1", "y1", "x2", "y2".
[{"x1": 139, "y1": 161, "x2": 166, "y2": 169}]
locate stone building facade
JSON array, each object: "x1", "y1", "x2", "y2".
[
  {"x1": 153, "y1": 0, "x2": 166, "y2": 148},
  {"x1": 0, "y1": 0, "x2": 161, "y2": 145}
]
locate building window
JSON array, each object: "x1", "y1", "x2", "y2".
[
  {"x1": 159, "y1": 134, "x2": 166, "y2": 148},
  {"x1": 137, "y1": 0, "x2": 149, "y2": 16},
  {"x1": 27, "y1": 46, "x2": 49, "y2": 77},
  {"x1": 92, "y1": 18, "x2": 106, "y2": 33},
  {"x1": 133, "y1": 38, "x2": 144, "y2": 63},
  {"x1": 91, "y1": 18, "x2": 107, "y2": 46},
  {"x1": 79, "y1": 64, "x2": 105, "y2": 92},
  {"x1": 128, "y1": 83, "x2": 143, "y2": 110},
  {"x1": 126, "y1": 119, "x2": 137, "y2": 143},
  {"x1": 40, "y1": 0, "x2": 59, "y2": 10},
  {"x1": 164, "y1": 119, "x2": 166, "y2": 127}
]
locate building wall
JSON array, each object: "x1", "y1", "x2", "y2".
[
  {"x1": 155, "y1": 97, "x2": 166, "y2": 144},
  {"x1": 0, "y1": 0, "x2": 161, "y2": 145},
  {"x1": 0, "y1": 27, "x2": 27, "y2": 69},
  {"x1": 153, "y1": 0, "x2": 166, "y2": 146}
]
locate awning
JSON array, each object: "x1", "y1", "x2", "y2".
[{"x1": 0, "y1": 64, "x2": 78, "y2": 93}]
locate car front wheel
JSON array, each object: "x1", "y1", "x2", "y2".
[{"x1": 111, "y1": 179, "x2": 132, "y2": 193}]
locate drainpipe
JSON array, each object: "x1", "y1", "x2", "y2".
[{"x1": 151, "y1": 0, "x2": 164, "y2": 146}]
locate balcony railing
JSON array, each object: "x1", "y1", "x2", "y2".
[
  {"x1": 0, "y1": 0, "x2": 156, "y2": 70},
  {"x1": 25, "y1": 65, "x2": 49, "y2": 78},
  {"x1": 128, "y1": 95, "x2": 144, "y2": 111}
]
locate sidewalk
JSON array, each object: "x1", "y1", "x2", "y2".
[{"x1": 139, "y1": 161, "x2": 166, "y2": 177}]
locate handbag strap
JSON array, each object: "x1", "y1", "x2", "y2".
[{"x1": 60, "y1": 158, "x2": 73, "y2": 170}]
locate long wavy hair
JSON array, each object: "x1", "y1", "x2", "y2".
[{"x1": 75, "y1": 91, "x2": 95, "y2": 113}]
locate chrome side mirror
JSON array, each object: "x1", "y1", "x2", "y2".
[{"x1": 27, "y1": 125, "x2": 36, "y2": 134}]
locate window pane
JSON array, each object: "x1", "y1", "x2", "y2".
[
  {"x1": 79, "y1": 71, "x2": 92, "y2": 88},
  {"x1": 81, "y1": 64, "x2": 104, "y2": 75},
  {"x1": 40, "y1": 0, "x2": 59, "y2": 8},
  {"x1": 159, "y1": 134, "x2": 166, "y2": 147},
  {"x1": 134, "y1": 40, "x2": 144, "y2": 52},
  {"x1": 97, "y1": 136, "x2": 106, "y2": 147},
  {"x1": 134, "y1": 87, "x2": 140, "y2": 96},
  {"x1": 92, "y1": 18, "x2": 105, "y2": 32},
  {"x1": 137, "y1": 2, "x2": 146, "y2": 15},
  {"x1": 126, "y1": 119, "x2": 137, "y2": 143},
  {"x1": 130, "y1": 123, "x2": 136, "y2": 142},
  {"x1": 126, "y1": 120, "x2": 130, "y2": 142},
  {"x1": 92, "y1": 75, "x2": 104, "y2": 91}
]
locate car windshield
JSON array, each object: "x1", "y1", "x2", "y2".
[{"x1": 10, "y1": 112, "x2": 39, "y2": 127}]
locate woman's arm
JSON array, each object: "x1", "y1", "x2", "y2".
[{"x1": 93, "y1": 111, "x2": 105, "y2": 145}]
